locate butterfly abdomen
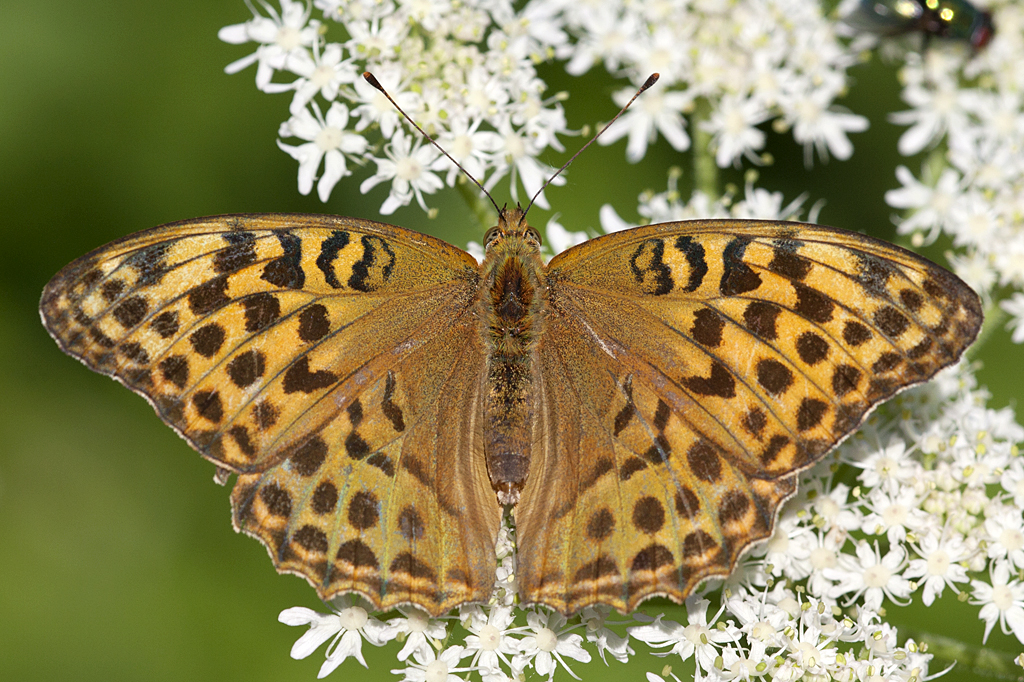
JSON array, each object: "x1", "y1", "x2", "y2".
[{"x1": 479, "y1": 230, "x2": 547, "y2": 506}]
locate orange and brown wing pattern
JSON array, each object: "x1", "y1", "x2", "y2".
[
  {"x1": 516, "y1": 219, "x2": 981, "y2": 613},
  {"x1": 40, "y1": 213, "x2": 501, "y2": 614}
]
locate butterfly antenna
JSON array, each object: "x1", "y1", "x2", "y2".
[
  {"x1": 362, "y1": 72, "x2": 503, "y2": 217},
  {"x1": 522, "y1": 73, "x2": 660, "y2": 218}
]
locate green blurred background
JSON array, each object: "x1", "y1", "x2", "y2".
[{"x1": 1, "y1": 1, "x2": 1021, "y2": 680}]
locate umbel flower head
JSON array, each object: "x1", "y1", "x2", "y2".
[{"x1": 218, "y1": 0, "x2": 1024, "y2": 679}]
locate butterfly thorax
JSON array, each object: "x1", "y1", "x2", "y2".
[{"x1": 479, "y1": 207, "x2": 547, "y2": 506}]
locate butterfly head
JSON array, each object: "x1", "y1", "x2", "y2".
[{"x1": 483, "y1": 205, "x2": 543, "y2": 253}]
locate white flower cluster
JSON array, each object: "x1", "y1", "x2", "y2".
[
  {"x1": 558, "y1": 0, "x2": 866, "y2": 167},
  {"x1": 220, "y1": 0, "x2": 572, "y2": 212},
  {"x1": 279, "y1": 522, "x2": 602, "y2": 681},
  {"x1": 870, "y1": 1, "x2": 1024, "y2": 341},
  {"x1": 220, "y1": 0, "x2": 866, "y2": 217}
]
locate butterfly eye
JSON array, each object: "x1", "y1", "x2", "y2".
[
  {"x1": 526, "y1": 227, "x2": 543, "y2": 246},
  {"x1": 483, "y1": 227, "x2": 500, "y2": 247}
]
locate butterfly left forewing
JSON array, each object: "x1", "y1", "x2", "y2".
[
  {"x1": 516, "y1": 219, "x2": 981, "y2": 613},
  {"x1": 40, "y1": 213, "x2": 502, "y2": 614}
]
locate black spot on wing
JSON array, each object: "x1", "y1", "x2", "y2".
[
  {"x1": 336, "y1": 539, "x2": 379, "y2": 569},
  {"x1": 78, "y1": 267, "x2": 103, "y2": 291},
  {"x1": 682, "y1": 362, "x2": 735, "y2": 398},
  {"x1": 160, "y1": 355, "x2": 189, "y2": 389},
  {"x1": 243, "y1": 293, "x2": 281, "y2": 333},
  {"x1": 687, "y1": 440, "x2": 721, "y2": 482},
  {"x1": 797, "y1": 398, "x2": 828, "y2": 431},
  {"x1": 119, "y1": 341, "x2": 149, "y2": 365},
  {"x1": 348, "y1": 491, "x2": 379, "y2": 529},
  {"x1": 843, "y1": 321, "x2": 871, "y2": 346},
  {"x1": 125, "y1": 242, "x2": 171, "y2": 287},
  {"x1": 382, "y1": 372, "x2": 405, "y2": 432},
  {"x1": 312, "y1": 482, "x2": 338, "y2": 515},
  {"x1": 612, "y1": 377, "x2": 635, "y2": 437},
  {"x1": 151, "y1": 311, "x2": 179, "y2": 338},
  {"x1": 397, "y1": 506, "x2": 425, "y2": 540},
  {"x1": 632, "y1": 544, "x2": 675, "y2": 570},
  {"x1": 112, "y1": 296, "x2": 148, "y2": 329},
  {"x1": 718, "y1": 490, "x2": 751, "y2": 525},
  {"x1": 100, "y1": 279, "x2": 125, "y2": 302},
  {"x1": 872, "y1": 352, "x2": 902, "y2": 373},
  {"x1": 691, "y1": 308, "x2": 724, "y2": 348},
  {"x1": 907, "y1": 338, "x2": 933, "y2": 359},
  {"x1": 768, "y1": 239, "x2": 810, "y2": 280},
  {"x1": 875, "y1": 306, "x2": 910, "y2": 339},
  {"x1": 674, "y1": 487, "x2": 700, "y2": 519},
  {"x1": 291, "y1": 436, "x2": 328, "y2": 476},
  {"x1": 298, "y1": 304, "x2": 331, "y2": 342},
  {"x1": 582, "y1": 457, "x2": 614, "y2": 490},
  {"x1": 228, "y1": 425, "x2": 256, "y2": 458},
  {"x1": 652, "y1": 399, "x2": 670, "y2": 431},
  {"x1": 619, "y1": 457, "x2": 647, "y2": 480},
  {"x1": 632, "y1": 497, "x2": 665, "y2": 534},
  {"x1": 293, "y1": 526, "x2": 328, "y2": 554},
  {"x1": 743, "y1": 301, "x2": 780, "y2": 340},
  {"x1": 760, "y1": 434, "x2": 789, "y2": 466},
  {"x1": 587, "y1": 509, "x2": 615, "y2": 540},
  {"x1": 628, "y1": 239, "x2": 673, "y2": 295},
  {"x1": 757, "y1": 359, "x2": 793, "y2": 395},
  {"x1": 793, "y1": 283, "x2": 834, "y2": 324},
  {"x1": 316, "y1": 230, "x2": 351, "y2": 288},
  {"x1": 260, "y1": 484, "x2": 292, "y2": 518},
  {"x1": 262, "y1": 231, "x2": 304, "y2": 289},
  {"x1": 900, "y1": 289, "x2": 923, "y2": 312},
  {"x1": 190, "y1": 323, "x2": 225, "y2": 358},
  {"x1": 283, "y1": 356, "x2": 338, "y2": 394},
  {"x1": 192, "y1": 390, "x2": 223, "y2": 423},
  {"x1": 227, "y1": 349, "x2": 266, "y2": 388},
  {"x1": 214, "y1": 232, "x2": 258, "y2": 274},
  {"x1": 855, "y1": 252, "x2": 897, "y2": 298},
  {"x1": 674, "y1": 235, "x2": 708, "y2": 292},
  {"x1": 742, "y1": 407, "x2": 767, "y2": 438},
  {"x1": 189, "y1": 275, "x2": 230, "y2": 316},
  {"x1": 720, "y1": 237, "x2": 761, "y2": 296},
  {"x1": 832, "y1": 364, "x2": 861, "y2": 397},
  {"x1": 796, "y1": 332, "x2": 829, "y2": 365},
  {"x1": 390, "y1": 552, "x2": 436, "y2": 580},
  {"x1": 252, "y1": 400, "x2": 278, "y2": 430},
  {"x1": 348, "y1": 236, "x2": 396, "y2": 292},
  {"x1": 367, "y1": 453, "x2": 395, "y2": 477},
  {"x1": 345, "y1": 431, "x2": 370, "y2": 460}
]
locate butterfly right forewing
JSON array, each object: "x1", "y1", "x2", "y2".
[{"x1": 515, "y1": 219, "x2": 981, "y2": 614}]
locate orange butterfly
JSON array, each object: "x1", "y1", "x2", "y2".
[{"x1": 40, "y1": 205, "x2": 980, "y2": 615}]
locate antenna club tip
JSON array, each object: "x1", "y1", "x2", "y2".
[
  {"x1": 641, "y1": 73, "x2": 660, "y2": 91},
  {"x1": 363, "y1": 72, "x2": 383, "y2": 90}
]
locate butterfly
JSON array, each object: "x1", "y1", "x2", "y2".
[{"x1": 40, "y1": 207, "x2": 981, "y2": 615}]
